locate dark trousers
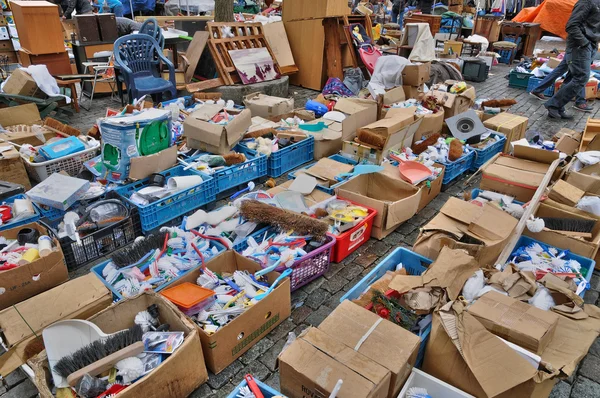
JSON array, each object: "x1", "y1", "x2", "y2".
[
  {"x1": 533, "y1": 58, "x2": 586, "y2": 105},
  {"x1": 545, "y1": 43, "x2": 594, "y2": 111}
]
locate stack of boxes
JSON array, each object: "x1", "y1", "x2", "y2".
[
  {"x1": 11, "y1": 0, "x2": 71, "y2": 75},
  {"x1": 0, "y1": 5, "x2": 17, "y2": 64}
]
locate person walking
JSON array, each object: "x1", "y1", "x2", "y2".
[
  {"x1": 97, "y1": 0, "x2": 124, "y2": 17},
  {"x1": 544, "y1": 0, "x2": 600, "y2": 119},
  {"x1": 392, "y1": 0, "x2": 405, "y2": 26},
  {"x1": 61, "y1": 0, "x2": 93, "y2": 19},
  {"x1": 530, "y1": 57, "x2": 590, "y2": 112}
]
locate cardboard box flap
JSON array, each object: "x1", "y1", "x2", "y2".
[
  {"x1": 422, "y1": 212, "x2": 467, "y2": 239},
  {"x1": 467, "y1": 203, "x2": 518, "y2": 243},
  {"x1": 484, "y1": 163, "x2": 545, "y2": 188},
  {"x1": 129, "y1": 145, "x2": 177, "y2": 180},
  {"x1": 334, "y1": 98, "x2": 373, "y2": 115},
  {"x1": 0, "y1": 103, "x2": 41, "y2": 127},
  {"x1": 439, "y1": 197, "x2": 481, "y2": 225},
  {"x1": 361, "y1": 114, "x2": 415, "y2": 137},
  {"x1": 430, "y1": 90, "x2": 456, "y2": 108},
  {"x1": 188, "y1": 104, "x2": 223, "y2": 121},
  {"x1": 384, "y1": 106, "x2": 417, "y2": 119},
  {"x1": 382, "y1": 86, "x2": 406, "y2": 105},
  {"x1": 513, "y1": 144, "x2": 560, "y2": 164},
  {"x1": 438, "y1": 303, "x2": 539, "y2": 397},
  {"x1": 225, "y1": 110, "x2": 251, "y2": 145},
  {"x1": 389, "y1": 247, "x2": 479, "y2": 300},
  {"x1": 384, "y1": 118, "x2": 423, "y2": 155}
]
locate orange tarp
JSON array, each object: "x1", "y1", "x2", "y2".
[{"x1": 513, "y1": 0, "x2": 576, "y2": 39}]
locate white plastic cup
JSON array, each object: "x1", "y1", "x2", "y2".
[{"x1": 167, "y1": 175, "x2": 203, "y2": 191}]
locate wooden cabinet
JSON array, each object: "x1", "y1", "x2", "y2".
[
  {"x1": 18, "y1": 50, "x2": 71, "y2": 75},
  {"x1": 10, "y1": 1, "x2": 65, "y2": 55},
  {"x1": 473, "y1": 16, "x2": 503, "y2": 43}
]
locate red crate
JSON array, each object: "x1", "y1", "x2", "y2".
[{"x1": 331, "y1": 199, "x2": 377, "y2": 263}]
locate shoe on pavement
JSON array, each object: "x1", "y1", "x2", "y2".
[
  {"x1": 574, "y1": 103, "x2": 594, "y2": 112},
  {"x1": 547, "y1": 107, "x2": 562, "y2": 119},
  {"x1": 559, "y1": 110, "x2": 574, "y2": 120},
  {"x1": 530, "y1": 91, "x2": 546, "y2": 101}
]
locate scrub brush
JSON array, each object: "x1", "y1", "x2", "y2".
[
  {"x1": 111, "y1": 232, "x2": 168, "y2": 268},
  {"x1": 541, "y1": 217, "x2": 595, "y2": 234},
  {"x1": 356, "y1": 130, "x2": 386, "y2": 149},
  {"x1": 448, "y1": 138, "x2": 463, "y2": 161},
  {"x1": 223, "y1": 152, "x2": 246, "y2": 165},
  {"x1": 240, "y1": 200, "x2": 329, "y2": 238},
  {"x1": 405, "y1": 387, "x2": 431, "y2": 398},
  {"x1": 54, "y1": 325, "x2": 144, "y2": 387}
]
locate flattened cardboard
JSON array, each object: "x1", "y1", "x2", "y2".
[
  {"x1": 402, "y1": 63, "x2": 431, "y2": 86},
  {"x1": 129, "y1": 145, "x2": 177, "y2": 181},
  {"x1": 267, "y1": 179, "x2": 332, "y2": 207},
  {"x1": 298, "y1": 157, "x2": 353, "y2": 186},
  {"x1": 335, "y1": 172, "x2": 421, "y2": 232},
  {"x1": 32, "y1": 293, "x2": 208, "y2": 398},
  {"x1": 0, "y1": 223, "x2": 68, "y2": 310},
  {"x1": 243, "y1": 92, "x2": 294, "y2": 118},
  {"x1": 318, "y1": 301, "x2": 420, "y2": 398},
  {"x1": 184, "y1": 106, "x2": 251, "y2": 155},
  {"x1": 160, "y1": 251, "x2": 291, "y2": 374},
  {"x1": 0, "y1": 273, "x2": 111, "y2": 376},
  {"x1": 413, "y1": 197, "x2": 518, "y2": 265},
  {"x1": 263, "y1": 21, "x2": 296, "y2": 68},
  {"x1": 279, "y1": 327, "x2": 391, "y2": 398},
  {"x1": 467, "y1": 291, "x2": 559, "y2": 354}
]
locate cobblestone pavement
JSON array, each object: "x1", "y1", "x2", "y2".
[{"x1": 5, "y1": 63, "x2": 600, "y2": 397}]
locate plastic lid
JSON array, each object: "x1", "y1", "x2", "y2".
[{"x1": 161, "y1": 282, "x2": 215, "y2": 309}]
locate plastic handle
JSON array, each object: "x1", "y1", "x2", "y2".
[{"x1": 244, "y1": 374, "x2": 264, "y2": 398}]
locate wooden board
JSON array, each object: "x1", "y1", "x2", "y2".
[
  {"x1": 285, "y1": 19, "x2": 326, "y2": 90},
  {"x1": 206, "y1": 22, "x2": 283, "y2": 86},
  {"x1": 580, "y1": 118, "x2": 600, "y2": 152},
  {"x1": 184, "y1": 31, "x2": 209, "y2": 84},
  {"x1": 262, "y1": 21, "x2": 298, "y2": 75}
]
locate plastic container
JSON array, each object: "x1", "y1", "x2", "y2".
[
  {"x1": 91, "y1": 240, "x2": 227, "y2": 300},
  {"x1": 190, "y1": 145, "x2": 267, "y2": 195},
  {"x1": 469, "y1": 133, "x2": 507, "y2": 171},
  {"x1": 227, "y1": 378, "x2": 282, "y2": 398},
  {"x1": 526, "y1": 77, "x2": 554, "y2": 97},
  {"x1": 34, "y1": 203, "x2": 66, "y2": 229},
  {"x1": 288, "y1": 154, "x2": 358, "y2": 195},
  {"x1": 510, "y1": 236, "x2": 595, "y2": 298},
  {"x1": 399, "y1": 368, "x2": 475, "y2": 397},
  {"x1": 161, "y1": 282, "x2": 216, "y2": 315},
  {"x1": 239, "y1": 135, "x2": 315, "y2": 178},
  {"x1": 114, "y1": 165, "x2": 216, "y2": 233},
  {"x1": 340, "y1": 247, "x2": 433, "y2": 368},
  {"x1": 331, "y1": 199, "x2": 377, "y2": 263},
  {"x1": 470, "y1": 188, "x2": 524, "y2": 206},
  {"x1": 21, "y1": 144, "x2": 100, "y2": 183},
  {"x1": 232, "y1": 224, "x2": 271, "y2": 252},
  {"x1": 267, "y1": 234, "x2": 336, "y2": 291},
  {"x1": 49, "y1": 208, "x2": 142, "y2": 271},
  {"x1": 439, "y1": 150, "x2": 475, "y2": 186},
  {"x1": 0, "y1": 194, "x2": 41, "y2": 231},
  {"x1": 508, "y1": 70, "x2": 532, "y2": 89}
]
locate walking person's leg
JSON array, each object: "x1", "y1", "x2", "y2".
[
  {"x1": 575, "y1": 45, "x2": 598, "y2": 112},
  {"x1": 545, "y1": 45, "x2": 593, "y2": 119},
  {"x1": 530, "y1": 59, "x2": 568, "y2": 100},
  {"x1": 391, "y1": 9, "x2": 399, "y2": 23}
]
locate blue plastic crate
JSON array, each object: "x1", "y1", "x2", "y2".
[
  {"x1": 227, "y1": 378, "x2": 282, "y2": 398},
  {"x1": 0, "y1": 194, "x2": 41, "y2": 231},
  {"x1": 439, "y1": 151, "x2": 475, "y2": 185},
  {"x1": 114, "y1": 165, "x2": 216, "y2": 233},
  {"x1": 232, "y1": 225, "x2": 271, "y2": 252},
  {"x1": 240, "y1": 135, "x2": 315, "y2": 177},
  {"x1": 288, "y1": 154, "x2": 358, "y2": 195},
  {"x1": 469, "y1": 133, "x2": 507, "y2": 171},
  {"x1": 471, "y1": 188, "x2": 524, "y2": 205},
  {"x1": 91, "y1": 240, "x2": 227, "y2": 300},
  {"x1": 526, "y1": 77, "x2": 554, "y2": 97},
  {"x1": 201, "y1": 145, "x2": 267, "y2": 194},
  {"x1": 341, "y1": 247, "x2": 433, "y2": 367},
  {"x1": 510, "y1": 236, "x2": 595, "y2": 298},
  {"x1": 34, "y1": 203, "x2": 66, "y2": 229}
]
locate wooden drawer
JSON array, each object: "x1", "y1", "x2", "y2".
[{"x1": 84, "y1": 43, "x2": 114, "y2": 58}]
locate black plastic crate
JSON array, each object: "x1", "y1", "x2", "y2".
[{"x1": 53, "y1": 208, "x2": 142, "y2": 271}]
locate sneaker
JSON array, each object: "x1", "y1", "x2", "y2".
[
  {"x1": 530, "y1": 91, "x2": 546, "y2": 101},
  {"x1": 559, "y1": 110, "x2": 575, "y2": 120},
  {"x1": 547, "y1": 107, "x2": 562, "y2": 119},
  {"x1": 574, "y1": 103, "x2": 594, "y2": 112}
]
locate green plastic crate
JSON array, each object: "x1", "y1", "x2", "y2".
[{"x1": 508, "y1": 70, "x2": 532, "y2": 89}]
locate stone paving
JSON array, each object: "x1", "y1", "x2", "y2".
[{"x1": 5, "y1": 63, "x2": 600, "y2": 397}]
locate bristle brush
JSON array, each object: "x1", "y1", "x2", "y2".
[
  {"x1": 405, "y1": 387, "x2": 431, "y2": 398},
  {"x1": 111, "y1": 232, "x2": 168, "y2": 268}
]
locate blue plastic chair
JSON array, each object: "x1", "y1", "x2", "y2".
[
  {"x1": 139, "y1": 18, "x2": 165, "y2": 50},
  {"x1": 114, "y1": 34, "x2": 176, "y2": 103}
]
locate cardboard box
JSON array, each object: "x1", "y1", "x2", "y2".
[
  {"x1": 334, "y1": 98, "x2": 379, "y2": 140},
  {"x1": 356, "y1": 113, "x2": 422, "y2": 158},
  {"x1": 341, "y1": 140, "x2": 383, "y2": 165},
  {"x1": 566, "y1": 161, "x2": 600, "y2": 193},
  {"x1": 403, "y1": 84, "x2": 425, "y2": 100},
  {"x1": 279, "y1": 327, "x2": 391, "y2": 398},
  {"x1": 430, "y1": 84, "x2": 476, "y2": 119},
  {"x1": 382, "y1": 86, "x2": 406, "y2": 105},
  {"x1": 128, "y1": 145, "x2": 178, "y2": 181},
  {"x1": 31, "y1": 292, "x2": 208, "y2": 398},
  {"x1": 2, "y1": 68, "x2": 39, "y2": 96},
  {"x1": 243, "y1": 92, "x2": 294, "y2": 118},
  {"x1": 548, "y1": 179, "x2": 585, "y2": 207},
  {"x1": 0, "y1": 147, "x2": 30, "y2": 190},
  {"x1": 468, "y1": 291, "x2": 559, "y2": 354},
  {"x1": 422, "y1": 306, "x2": 598, "y2": 398},
  {"x1": 413, "y1": 197, "x2": 518, "y2": 266},
  {"x1": 161, "y1": 251, "x2": 291, "y2": 374},
  {"x1": 318, "y1": 301, "x2": 420, "y2": 397},
  {"x1": 336, "y1": 172, "x2": 421, "y2": 240},
  {"x1": 379, "y1": 161, "x2": 444, "y2": 212},
  {"x1": 524, "y1": 201, "x2": 600, "y2": 261},
  {"x1": 0, "y1": 222, "x2": 68, "y2": 310},
  {"x1": 480, "y1": 154, "x2": 552, "y2": 202},
  {"x1": 555, "y1": 128, "x2": 582, "y2": 155},
  {"x1": 0, "y1": 273, "x2": 111, "y2": 376},
  {"x1": 282, "y1": 0, "x2": 350, "y2": 22},
  {"x1": 413, "y1": 110, "x2": 445, "y2": 143},
  {"x1": 184, "y1": 105, "x2": 251, "y2": 155},
  {"x1": 547, "y1": 57, "x2": 561, "y2": 69},
  {"x1": 402, "y1": 63, "x2": 431, "y2": 86}
]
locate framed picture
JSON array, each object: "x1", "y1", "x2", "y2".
[{"x1": 228, "y1": 48, "x2": 280, "y2": 84}]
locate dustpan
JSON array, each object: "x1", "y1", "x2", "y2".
[
  {"x1": 389, "y1": 154, "x2": 432, "y2": 185},
  {"x1": 43, "y1": 319, "x2": 123, "y2": 388},
  {"x1": 335, "y1": 164, "x2": 384, "y2": 181}
]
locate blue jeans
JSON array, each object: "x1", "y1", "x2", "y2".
[
  {"x1": 533, "y1": 57, "x2": 585, "y2": 105},
  {"x1": 546, "y1": 43, "x2": 594, "y2": 111},
  {"x1": 392, "y1": 10, "x2": 404, "y2": 27},
  {"x1": 111, "y1": 4, "x2": 124, "y2": 17}
]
